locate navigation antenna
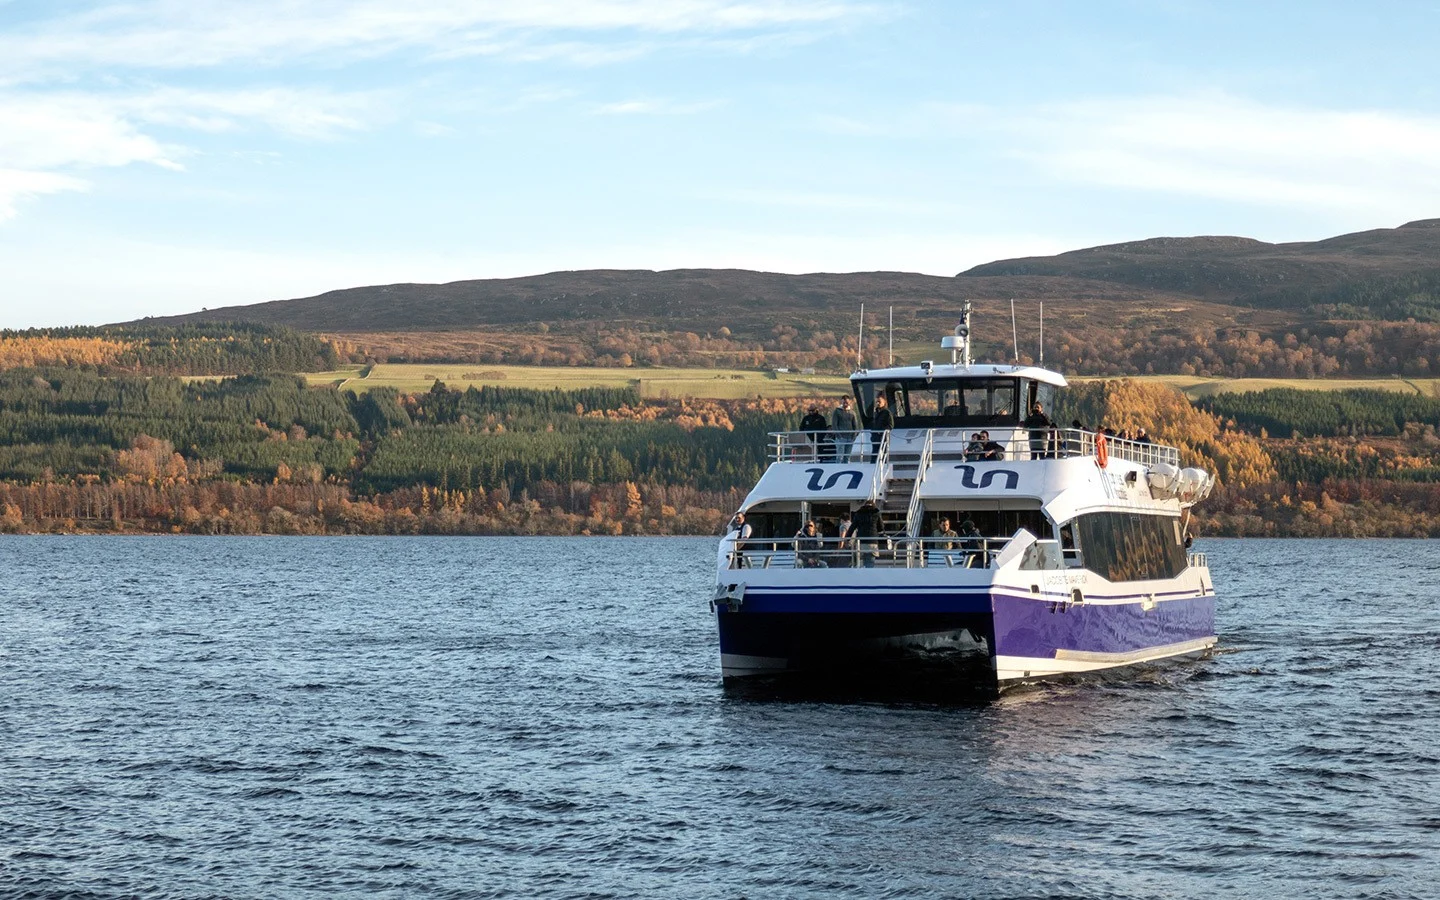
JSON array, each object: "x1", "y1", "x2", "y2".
[
  {"x1": 942, "y1": 297, "x2": 972, "y2": 367},
  {"x1": 1039, "y1": 301, "x2": 1044, "y2": 366}
]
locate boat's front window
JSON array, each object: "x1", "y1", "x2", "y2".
[{"x1": 856, "y1": 378, "x2": 1019, "y2": 428}]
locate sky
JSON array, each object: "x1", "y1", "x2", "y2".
[{"x1": 3, "y1": 0, "x2": 1440, "y2": 328}]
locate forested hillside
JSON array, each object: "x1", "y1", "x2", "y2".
[
  {"x1": 1, "y1": 371, "x2": 1437, "y2": 537},
  {"x1": 0, "y1": 323, "x2": 338, "y2": 374}
]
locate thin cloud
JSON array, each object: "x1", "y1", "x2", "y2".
[
  {"x1": 1010, "y1": 93, "x2": 1440, "y2": 216},
  {"x1": 0, "y1": 1, "x2": 882, "y2": 76},
  {"x1": 0, "y1": 168, "x2": 90, "y2": 223},
  {"x1": 593, "y1": 98, "x2": 725, "y2": 115},
  {"x1": 0, "y1": 86, "x2": 385, "y2": 223}
]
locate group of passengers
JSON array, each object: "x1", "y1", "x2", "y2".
[
  {"x1": 798, "y1": 396, "x2": 890, "y2": 462},
  {"x1": 733, "y1": 505, "x2": 995, "y2": 569},
  {"x1": 929, "y1": 515, "x2": 988, "y2": 567}
]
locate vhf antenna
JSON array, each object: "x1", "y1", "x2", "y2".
[{"x1": 947, "y1": 297, "x2": 971, "y2": 367}]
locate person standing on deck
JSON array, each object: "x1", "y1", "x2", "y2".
[
  {"x1": 1024, "y1": 401, "x2": 1053, "y2": 459},
  {"x1": 834, "y1": 509, "x2": 855, "y2": 567},
  {"x1": 852, "y1": 502, "x2": 880, "y2": 568},
  {"x1": 870, "y1": 395, "x2": 895, "y2": 462},
  {"x1": 831, "y1": 396, "x2": 858, "y2": 462},
  {"x1": 794, "y1": 520, "x2": 829, "y2": 568},
  {"x1": 732, "y1": 511, "x2": 753, "y2": 568},
  {"x1": 800, "y1": 405, "x2": 829, "y2": 461}
]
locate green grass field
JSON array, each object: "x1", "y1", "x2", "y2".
[
  {"x1": 295, "y1": 364, "x2": 1440, "y2": 400},
  {"x1": 1094, "y1": 375, "x2": 1440, "y2": 399},
  {"x1": 303, "y1": 363, "x2": 852, "y2": 398}
]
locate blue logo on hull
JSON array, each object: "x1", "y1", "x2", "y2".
[
  {"x1": 955, "y1": 465, "x2": 1019, "y2": 490},
  {"x1": 804, "y1": 468, "x2": 865, "y2": 491}
]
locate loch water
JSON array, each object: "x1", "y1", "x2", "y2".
[{"x1": 1, "y1": 536, "x2": 1437, "y2": 899}]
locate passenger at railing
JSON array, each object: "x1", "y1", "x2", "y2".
[
  {"x1": 852, "y1": 502, "x2": 880, "y2": 568},
  {"x1": 1024, "y1": 401, "x2": 1054, "y2": 459},
  {"x1": 930, "y1": 517, "x2": 959, "y2": 565},
  {"x1": 1135, "y1": 427, "x2": 1152, "y2": 444},
  {"x1": 1069, "y1": 420, "x2": 1087, "y2": 456},
  {"x1": 869, "y1": 396, "x2": 895, "y2": 462},
  {"x1": 831, "y1": 397, "x2": 857, "y2": 462},
  {"x1": 978, "y1": 431, "x2": 1006, "y2": 461},
  {"x1": 800, "y1": 405, "x2": 830, "y2": 461},
  {"x1": 833, "y1": 510, "x2": 855, "y2": 567},
  {"x1": 794, "y1": 520, "x2": 829, "y2": 568},
  {"x1": 958, "y1": 517, "x2": 985, "y2": 567},
  {"x1": 965, "y1": 432, "x2": 987, "y2": 461},
  {"x1": 732, "y1": 511, "x2": 753, "y2": 568}
]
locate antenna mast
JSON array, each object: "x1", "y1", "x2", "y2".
[
  {"x1": 856, "y1": 303, "x2": 865, "y2": 370},
  {"x1": 1010, "y1": 298, "x2": 1019, "y2": 362},
  {"x1": 888, "y1": 306, "x2": 894, "y2": 366},
  {"x1": 1039, "y1": 301, "x2": 1044, "y2": 366}
]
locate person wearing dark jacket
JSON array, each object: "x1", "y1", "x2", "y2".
[
  {"x1": 831, "y1": 396, "x2": 858, "y2": 462},
  {"x1": 869, "y1": 396, "x2": 895, "y2": 462},
  {"x1": 851, "y1": 502, "x2": 880, "y2": 568},
  {"x1": 794, "y1": 519, "x2": 828, "y2": 568},
  {"x1": 799, "y1": 405, "x2": 829, "y2": 461},
  {"x1": 1024, "y1": 401, "x2": 1053, "y2": 459}
]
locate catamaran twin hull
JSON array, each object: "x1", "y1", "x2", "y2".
[{"x1": 714, "y1": 567, "x2": 1216, "y2": 687}]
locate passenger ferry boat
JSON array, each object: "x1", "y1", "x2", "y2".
[{"x1": 712, "y1": 301, "x2": 1218, "y2": 692}]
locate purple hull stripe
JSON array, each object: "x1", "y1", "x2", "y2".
[
  {"x1": 721, "y1": 589, "x2": 1216, "y2": 659},
  {"x1": 991, "y1": 593, "x2": 1214, "y2": 659}
]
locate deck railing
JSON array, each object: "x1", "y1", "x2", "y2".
[
  {"x1": 903, "y1": 429, "x2": 935, "y2": 538},
  {"x1": 766, "y1": 427, "x2": 1179, "y2": 468},
  {"x1": 726, "y1": 535, "x2": 1013, "y2": 570},
  {"x1": 1187, "y1": 551, "x2": 1208, "y2": 569}
]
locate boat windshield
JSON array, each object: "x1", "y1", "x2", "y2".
[{"x1": 855, "y1": 377, "x2": 1021, "y2": 429}]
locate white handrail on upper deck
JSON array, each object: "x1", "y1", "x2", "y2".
[
  {"x1": 903, "y1": 428, "x2": 934, "y2": 539},
  {"x1": 767, "y1": 427, "x2": 1181, "y2": 468},
  {"x1": 869, "y1": 430, "x2": 890, "y2": 503}
]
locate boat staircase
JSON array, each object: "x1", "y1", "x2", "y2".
[{"x1": 878, "y1": 430, "x2": 935, "y2": 538}]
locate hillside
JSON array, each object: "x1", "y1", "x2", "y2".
[
  {"x1": 143, "y1": 269, "x2": 1202, "y2": 335},
  {"x1": 122, "y1": 220, "x2": 1440, "y2": 379},
  {"x1": 143, "y1": 220, "x2": 1440, "y2": 335},
  {"x1": 963, "y1": 218, "x2": 1440, "y2": 309}
]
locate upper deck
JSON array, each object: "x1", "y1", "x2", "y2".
[{"x1": 768, "y1": 427, "x2": 1181, "y2": 469}]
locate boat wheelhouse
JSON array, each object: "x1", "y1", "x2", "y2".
[{"x1": 712, "y1": 302, "x2": 1217, "y2": 692}]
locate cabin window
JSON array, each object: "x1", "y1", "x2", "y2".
[
  {"x1": 1073, "y1": 512, "x2": 1186, "y2": 582},
  {"x1": 742, "y1": 511, "x2": 802, "y2": 548},
  {"x1": 855, "y1": 378, "x2": 1020, "y2": 428},
  {"x1": 926, "y1": 507, "x2": 1049, "y2": 540}
]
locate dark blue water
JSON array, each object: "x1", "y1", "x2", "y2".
[{"x1": 1, "y1": 537, "x2": 1437, "y2": 899}]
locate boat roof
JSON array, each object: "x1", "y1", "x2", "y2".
[{"x1": 849, "y1": 363, "x2": 1069, "y2": 388}]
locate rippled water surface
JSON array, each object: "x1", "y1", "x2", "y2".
[{"x1": 2, "y1": 536, "x2": 1438, "y2": 899}]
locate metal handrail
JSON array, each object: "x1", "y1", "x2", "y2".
[
  {"x1": 728, "y1": 534, "x2": 1008, "y2": 570},
  {"x1": 767, "y1": 430, "x2": 867, "y2": 463},
  {"x1": 766, "y1": 427, "x2": 1180, "y2": 468},
  {"x1": 903, "y1": 428, "x2": 935, "y2": 539},
  {"x1": 1187, "y1": 551, "x2": 1208, "y2": 569},
  {"x1": 869, "y1": 430, "x2": 890, "y2": 503}
]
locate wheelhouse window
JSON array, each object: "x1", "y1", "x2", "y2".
[
  {"x1": 1074, "y1": 512, "x2": 1186, "y2": 582},
  {"x1": 855, "y1": 378, "x2": 1020, "y2": 429}
]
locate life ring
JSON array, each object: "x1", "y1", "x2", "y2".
[{"x1": 1095, "y1": 432, "x2": 1108, "y2": 469}]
